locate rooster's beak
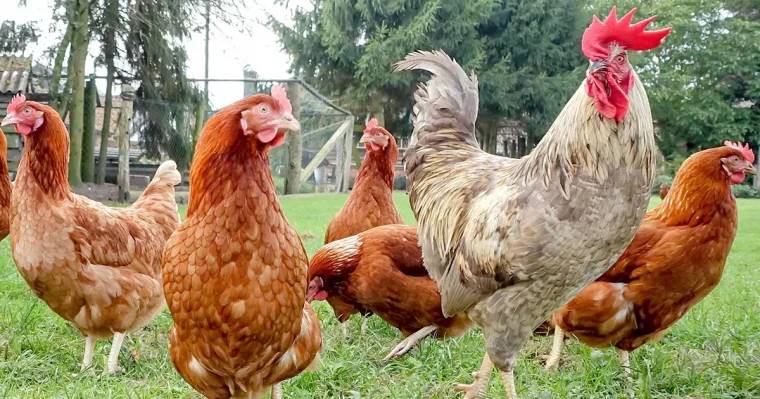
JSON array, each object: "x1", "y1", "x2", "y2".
[
  {"x1": 277, "y1": 113, "x2": 301, "y2": 132},
  {"x1": 744, "y1": 162, "x2": 757, "y2": 175},
  {"x1": 587, "y1": 61, "x2": 603, "y2": 74},
  {"x1": 1, "y1": 113, "x2": 19, "y2": 127}
]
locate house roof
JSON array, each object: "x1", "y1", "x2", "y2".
[{"x1": 0, "y1": 56, "x2": 32, "y2": 94}]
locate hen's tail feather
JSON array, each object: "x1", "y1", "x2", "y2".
[
  {"x1": 152, "y1": 160, "x2": 182, "y2": 187},
  {"x1": 393, "y1": 50, "x2": 480, "y2": 150}
]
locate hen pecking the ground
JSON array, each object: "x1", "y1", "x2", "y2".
[
  {"x1": 162, "y1": 85, "x2": 322, "y2": 399},
  {"x1": 2, "y1": 94, "x2": 182, "y2": 374},
  {"x1": 545, "y1": 142, "x2": 756, "y2": 374},
  {"x1": 308, "y1": 224, "x2": 472, "y2": 360},
  {"x1": 394, "y1": 7, "x2": 671, "y2": 399}
]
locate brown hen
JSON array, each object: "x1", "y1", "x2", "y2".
[
  {"x1": 162, "y1": 85, "x2": 321, "y2": 399},
  {"x1": 545, "y1": 143, "x2": 755, "y2": 374},
  {"x1": 308, "y1": 224, "x2": 472, "y2": 359},
  {"x1": 2, "y1": 94, "x2": 181, "y2": 374}
]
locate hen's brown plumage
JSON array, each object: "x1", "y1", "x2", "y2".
[
  {"x1": 162, "y1": 93, "x2": 321, "y2": 399},
  {"x1": 9, "y1": 101, "x2": 180, "y2": 373},
  {"x1": 0, "y1": 130, "x2": 11, "y2": 240},
  {"x1": 658, "y1": 183, "x2": 669, "y2": 200},
  {"x1": 324, "y1": 125, "x2": 402, "y2": 244},
  {"x1": 309, "y1": 225, "x2": 471, "y2": 358},
  {"x1": 547, "y1": 145, "x2": 752, "y2": 370}
]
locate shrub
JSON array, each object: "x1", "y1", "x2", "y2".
[
  {"x1": 732, "y1": 184, "x2": 760, "y2": 199},
  {"x1": 393, "y1": 176, "x2": 407, "y2": 191},
  {"x1": 652, "y1": 175, "x2": 674, "y2": 195}
]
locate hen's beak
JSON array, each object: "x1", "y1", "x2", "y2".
[
  {"x1": 276, "y1": 112, "x2": 301, "y2": 132},
  {"x1": 744, "y1": 161, "x2": 757, "y2": 175},
  {"x1": 359, "y1": 134, "x2": 372, "y2": 144},
  {"x1": 1, "y1": 113, "x2": 19, "y2": 127}
]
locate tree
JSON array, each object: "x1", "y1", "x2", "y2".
[
  {"x1": 271, "y1": 0, "x2": 586, "y2": 152},
  {"x1": 67, "y1": 0, "x2": 91, "y2": 187},
  {"x1": 95, "y1": 0, "x2": 119, "y2": 184},
  {"x1": 0, "y1": 21, "x2": 39, "y2": 55}
]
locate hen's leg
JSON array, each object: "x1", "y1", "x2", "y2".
[
  {"x1": 383, "y1": 325, "x2": 438, "y2": 361},
  {"x1": 82, "y1": 335, "x2": 95, "y2": 371},
  {"x1": 271, "y1": 383, "x2": 283, "y2": 399},
  {"x1": 499, "y1": 370, "x2": 518, "y2": 399},
  {"x1": 543, "y1": 325, "x2": 565, "y2": 370},
  {"x1": 618, "y1": 349, "x2": 631, "y2": 376},
  {"x1": 453, "y1": 353, "x2": 494, "y2": 398},
  {"x1": 341, "y1": 321, "x2": 349, "y2": 338},
  {"x1": 360, "y1": 314, "x2": 369, "y2": 335},
  {"x1": 107, "y1": 332, "x2": 125, "y2": 374}
]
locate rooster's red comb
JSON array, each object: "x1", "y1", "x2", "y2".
[
  {"x1": 364, "y1": 117, "x2": 378, "y2": 135},
  {"x1": 582, "y1": 7, "x2": 672, "y2": 60},
  {"x1": 271, "y1": 84, "x2": 292, "y2": 113},
  {"x1": 7, "y1": 92, "x2": 26, "y2": 114},
  {"x1": 724, "y1": 141, "x2": 755, "y2": 164}
]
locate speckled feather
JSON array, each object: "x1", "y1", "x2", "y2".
[
  {"x1": 311, "y1": 225, "x2": 472, "y2": 338},
  {"x1": 11, "y1": 102, "x2": 181, "y2": 338},
  {"x1": 553, "y1": 146, "x2": 742, "y2": 352},
  {"x1": 394, "y1": 50, "x2": 656, "y2": 370},
  {"x1": 162, "y1": 95, "x2": 321, "y2": 399},
  {"x1": 324, "y1": 127, "x2": 402, "y2": 244}
]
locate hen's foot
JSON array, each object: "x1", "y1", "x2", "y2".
[
  {"x1": 454, "y1": 353, "x2": 494, "y2": 398},
  {"x1": 382, "y1": 325, "x2": 437, "y2": 361},
  {"x1": 107, "y1": 332, "x2": 126, "y2": 374}
]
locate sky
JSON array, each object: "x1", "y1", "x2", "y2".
[{"x1": 4, "y1": 0, "x2": 312, "y2": 108}]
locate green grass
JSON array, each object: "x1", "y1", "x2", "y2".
[{"x1": 1, "y1": 194, "x2": 759, "y2": 398}]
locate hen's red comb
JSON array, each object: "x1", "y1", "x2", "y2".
[
  {"x1": 364, "y1": 117, "x2": 378, "y2": 135},
  {"x1": 271, "y1": 84, "x2": 292, "y2": 113},
  {"x1": 7, "y1": 93, "x2": 25, "y2": 114},
  {"x1": 724, "y1": 141, "x2": 755, "y2": 163},
  {"x1": 582, "y1": 7, "x2": 672, "y2": 60}
]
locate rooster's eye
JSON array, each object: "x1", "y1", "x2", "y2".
[
  {"x1": 616, "y1": 54, "x2": 626, "y2": 64},
  {"x1": 257, "y1": 105, "x2": 270, "y2": 114}
]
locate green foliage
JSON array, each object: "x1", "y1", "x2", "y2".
[
  {"x1": 652, "y1": 175, "x2": 674, "y2": 194},
  {"x1": 596, "y1": 0, "x2": 760, "y2": 156},
  {"x1": 271, "y1": 0, "x2": 586, "y2": 147},
  {"x1": 0, "y1": 21, "x2": 39, "y2": 55},
  {"x1": 731, "y1": 184, "x2": 760, "y2": 198}
]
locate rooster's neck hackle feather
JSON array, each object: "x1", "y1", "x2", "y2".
[{"x1": 16, "y1": 102, "x2": 71, "y2": 200}]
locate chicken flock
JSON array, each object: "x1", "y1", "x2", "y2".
[{"x1": 0, "y1": 7, "x2": 756, "y2": 399}]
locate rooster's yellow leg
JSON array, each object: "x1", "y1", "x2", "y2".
[
  {"x1": 543, "y1": 325, "x2": 565, "y2": 370},
  {"x1": 499, "y1": 369, "x2": 518, "y2": 399},
  {"x1": 454, "y1": 353, "x2": 494, "y2": 398}
]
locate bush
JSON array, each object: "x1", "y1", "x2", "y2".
[
  {"x1": 393, "y1": 176, "x2": 407, "y2": 191},
  {"x1": 652, "y1": 175, "x2": 674, "y2": 195},
  {"x1": 732, "y1": 184, "x2": 760, "y2": 199}
]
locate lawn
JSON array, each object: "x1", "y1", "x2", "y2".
[{"x1": 1, "y1": 193, "x2": 759, "y2": 398}]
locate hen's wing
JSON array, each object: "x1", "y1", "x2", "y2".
[{"x1": 68, "y1": 161, "x2": 181, "y2": 275}]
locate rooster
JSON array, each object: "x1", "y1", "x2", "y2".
[
  {"x1": 162, "y1": 85, "x2": 322, "y2": 399},
  {"x1": 307, "y1": 224, "x2": 472, "y2": 360},
  {"x1": 2, "y1": 93, "x2": 181, "y2": 374},
  {"x1": 323, "y1": 117, "x2": 403, "y2": 335},
  {"x1": 544, "y1": 142, "x2": 756, "y2": 374},
  {"x1": 393, "y1": 8, "x2": 671, "y2": 398}
]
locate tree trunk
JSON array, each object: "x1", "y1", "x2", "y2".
[
  {"x1": 97, "y1": 0, "x2": 118, "y2": 184},
  {"x1": 81, "y1": 77, "x2": 96, "y2": 182},
  {"x1": 67, "y1": 0, "x2": 90, "y2": 187},
  {"x1": 192, "y1": 99, "x2": 205, "y2": 154},
  {"x1": 203, "y1": 0, "x2": 210, "y2": 101},
  {"x1": 117, "y1": 85, "x2": 136, "y2": 203},
  {"x1": 284, "y1": 82, "x2": 302, "y2": 194},
  {"x1": 50, "y1": 18, "x2": 73, "y2": 114}
]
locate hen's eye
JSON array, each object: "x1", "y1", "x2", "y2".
[
  {"x1": 22, "y1": 108, "x2": 32, "y2": 115},
  {"x1": 257, "y1": 105, "x2": 270, "y2": 114},
  {"x1": 375, "y1": 132, "x2": 381, "y2": 136}
]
